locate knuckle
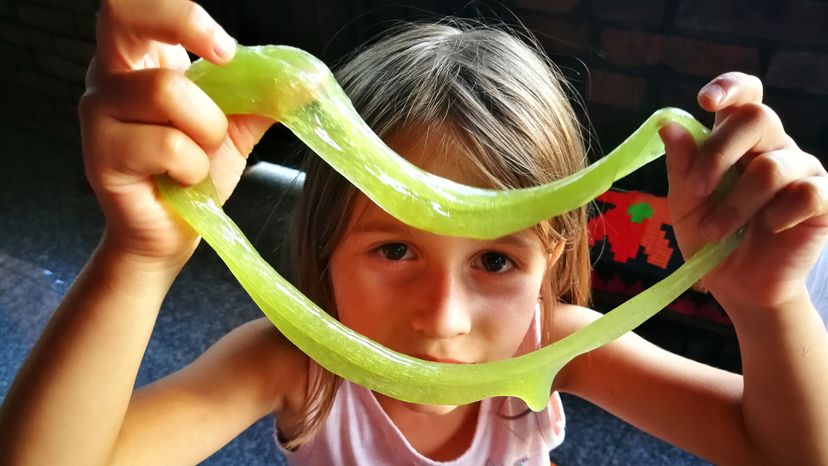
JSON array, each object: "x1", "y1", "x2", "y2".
[
  {"x1": 735, "y1": 102, "x2": 782, "y2": 129},
  {"x1": 159, "y1": 128, "x2": 188, "y2": 156},
  {"x1": 184, "y1": 2, "x2": 211, "y2": 39},
  {"x1": 797, "y1": 180, "x2": 824, "y2": 214},
  {"x1": 147, "y1": 69, "x2": 183, "y2": 111},
  {"x1": 736, "y1": 102, "x2": 765, "y2": 121},
  {"x1": 750, "y1": 153, "x2": 786, "y2": 188},
  {"x1": 203, "y1": 109, "x2": 228, "y2": 149},
  {"x1": 77, "y1": 93, "x2": 99, "y2": 120},
  {"x1": 100, "y1": 0, "x2": 126, "y2": 25}
]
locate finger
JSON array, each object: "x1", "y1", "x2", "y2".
[
  {"x1": 660, "y1": 122, "x2": 697, "y2": 194},
  {"x1": 99, "y1": 68, "x2": 228, "y2": 152},
  {"x1": 698, "y1": 72, "x2": 763, "y2": 116},
  {"x1": 699, "y1": 150, "x2": 825, "y2": 241},
  {"x1": 686, "y1": 103, "x2": 788, "y2": 198},
  {"x1": 97, "y1": 0, "x2": 236, "y2": 71},
  {"x1": 101, "y1": 119, "x2": 211, "y2": 187},
  {"x1": 763, "y1": 175, "x2": 828, "y2": 234},
  {"x1": 226, "y1": 114, "x2": 276, "y2": 158}
]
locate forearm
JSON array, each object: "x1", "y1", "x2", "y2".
[
  {"x1": 727, "y1": 290, "x2": 828, "y2": 465},
  {"x1": 0, "y1": 235, "x2": 190, "y2": 465}
]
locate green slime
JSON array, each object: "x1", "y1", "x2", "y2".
[{"x1": 156, "y1": 45, "x2": 740, "y2": 411}]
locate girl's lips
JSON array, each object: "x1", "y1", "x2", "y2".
[{"x1": 411, "y1": 353, "x2": 471, "y2": 364}]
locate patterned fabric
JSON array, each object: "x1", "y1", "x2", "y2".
[{"x1": 589, "y1": 190, "x2": 730, "y2": 326}]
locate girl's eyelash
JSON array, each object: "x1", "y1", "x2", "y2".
[
  {"x1": 372, "y1": 243, "x2": 518, "y2": 273},
  {"x1": 474, "y1": 251, "x2": 517, "y2": 274},
  {"x1": 374, "y1": 242, "x2": 413, "y2": 261}
]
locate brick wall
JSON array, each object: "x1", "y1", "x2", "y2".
[
  {"x1": 0, "y1": 0, "x2": 97, "y2": 144},
  {"x1": 516, "y1": 0, "x2": 828, "y2": 190},
  {"x1": 1, "y1": 0, "x2": 826, "y2": 177}
]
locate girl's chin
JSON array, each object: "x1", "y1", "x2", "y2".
[
  {"x1": 375, "y1": 393, "x2": 460, "y2": 416},
  {"x1": 400, "y1": 401, "x2": 459, "y2": 415}
]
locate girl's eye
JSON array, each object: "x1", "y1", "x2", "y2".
[
  {"x1": 477, "y1": 252, "x2": 514, "y2": 273},
  {"x1": 378, "y1": 243, "x2": 411, "y2": 261}
]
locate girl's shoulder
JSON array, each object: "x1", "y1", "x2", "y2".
[
  {"x1": 549, "y1": 303, "x2": 604, "y2": 338},
  {"x1": 213, "y1": 317, "x2": 310, "y2": 416}
]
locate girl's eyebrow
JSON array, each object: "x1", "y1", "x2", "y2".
[
  {"x1": 489, "y1": 233, "x2": 537, "y2": 250},
  {"x1": 350, "y1": 221, "x2": 413, "y2": 237},
  {"x1": 353, "y1": 219, "x2": 538, "y2": 250}
]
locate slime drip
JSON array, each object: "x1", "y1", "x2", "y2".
[{"x1": 157, "y1": 45, "x2": 739, "y2": 411}]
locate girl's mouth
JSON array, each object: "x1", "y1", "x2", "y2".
[{"x1": 411, "y1": 353, "x2": 472, "y2": 364}]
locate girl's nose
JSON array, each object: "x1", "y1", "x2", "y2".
[{"x1": 410, "y1": 269, "x2": 472, "y2": 339}]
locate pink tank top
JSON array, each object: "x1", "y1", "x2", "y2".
[{"x1": 275, "y1": 308, "x2": 566, "y2": 465}]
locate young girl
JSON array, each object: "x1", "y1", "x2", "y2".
[{"x1": 2, "y1": 1, "x2": 827, "y2": 465}]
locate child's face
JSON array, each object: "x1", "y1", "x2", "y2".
[{"x1": 329, "y1": 130, "x2": 554, "y2": 413}]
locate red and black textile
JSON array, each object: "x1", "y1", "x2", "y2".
[{"x1": 588, "y1": 190, "x2": 730, "y2": 326}]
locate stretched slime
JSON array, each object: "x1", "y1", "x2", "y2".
[{"x1": 157, "y1": 45, "x2": 739, "y2": 411}]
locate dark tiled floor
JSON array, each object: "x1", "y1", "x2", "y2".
[{"x1": 0, "y1": 121, "x2": 711, "y2": 465}]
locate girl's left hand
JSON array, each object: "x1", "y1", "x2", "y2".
[{"x1": 660, "y1": 72, "x2": 828, "y2": 311}]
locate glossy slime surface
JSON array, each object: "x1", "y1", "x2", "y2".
[{"x1": 157, "y1": 45, "x2": 739, "y2": 410}]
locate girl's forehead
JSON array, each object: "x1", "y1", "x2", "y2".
[
  {"x1": 384, "y1": 126, "x2": 492, "y2": 188},
  {"x1": 340, "y1": 125, "x2": 545, "y2": 250},
  {"x1": 345, "y1": 192, "x2": 545, "y2": 254}
]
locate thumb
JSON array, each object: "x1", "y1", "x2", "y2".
[
  {"x1": 659, "y1": 122, "x2": 697, "y2": 198},
  {"x1": 227, "y1": 115, "x2": 276, "y2": 158},
  {"x1": 208, "y1": 115, "x2": 275, "y2": 204}
]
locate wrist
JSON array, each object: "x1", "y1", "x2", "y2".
[
  {"x1": 96, "y1": 229, "x2": 198, "y2": 280},
  {"x1": 721, "y1": 286, "x2": 815, "y2": 330}
]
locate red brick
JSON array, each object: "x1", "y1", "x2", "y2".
[
  {"x1": 54, "y1": 36, "x2": 95, "y2": 65},
  {"x1": 522, "y1": 15, "x2": 591, "y2": 54},
  {"x1": 14, "y1": 113, "x2": 80, "y2": 143},
  {"x1": 0, "y1": 1, "x2": 13, "y2": 18},
  {"x1": 663, "y1": 36, "x2": 760, "y2": 78},
  {"x1": 764, "y1": 94, "x2": 828, "y2": 154},
  {"x1": 657, "y1": 80, "x2": 709, "y2": 122},
  {"x1": 36, "y1": 52, "x2": 86, "y2": 83},
  {"x1": 28, "y1": 0, "x2": 98, "y2": 14},
  {"x1": 53, "y1": 100, "x2": 82, "y2": 121},
  {"x1": 18, "y1": 3, "x2": 76, "y2": 35},
  {"x1": 0, "y1": 42, "x2": 35, "y2": 67},
  {"x1": 767, "y1": 51, "x2": 828, "y2": 96},
  {"x1": 588, "y1": 70, "x2": 648, "y2": 109},
  {"x1": 601, "y1": 27, "x2": 666, "y2": 67},
  {"x1": 0, "y1": 19, "x2": 52, "y2": 49},
  {"x1": 592, "y1": 0, "x2": 665, "y2": 26},
  {"x1": 74, "y1": 14, "x2": 96, "y2": 42},
  {"x1": 675, "y1": 0, "x2": 828, "y2": 46},
  {"x1": 3, "y1": 85, "x2": 54, "y2": 115},
  {"x1": 15, "y1": 69, "x2": 74, "y2": 99},
  {"x1": 0, "y1": 63, "x2": 14, "y2": 79},
  {"x1": 515, "y1": 0, "x2": 581, "y2": 14}
]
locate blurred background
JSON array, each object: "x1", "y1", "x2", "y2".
[
  {"x1": 1, "y1": 1, "x2": 826, "y2": 465},
  {"x1": 2, "y1": 0, "x2": 826, "y2": 174}
]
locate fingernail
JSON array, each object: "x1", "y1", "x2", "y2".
[
  {"x1": 213, "y1": 27, "x2": 237, "y2": 60},
  {"x1": 686, "y1": 171, "x2": 709, "y2": 197},
  {"x1": 699, "y1": 83, "x2": 725, "y2": 105}
]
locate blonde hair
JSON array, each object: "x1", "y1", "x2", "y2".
[{"x1": 288, "y1": 19, "x2": 590, "y2": 448}]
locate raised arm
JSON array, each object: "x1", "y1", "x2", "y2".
[
  {"x1": 557, "y1": 72, "x2": 827, "y2": 466},
  {"x1": 629, "y1": 72, "x2": 827, "y2": 464},
  {"x1": 0, "y1": 0, "x2": 273, "y2": 463}
]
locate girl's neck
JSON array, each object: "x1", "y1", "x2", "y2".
[{"x1": 374, "y1": 393, "x2": 481, "y2": 462}]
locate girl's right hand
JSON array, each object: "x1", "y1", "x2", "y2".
[{"x1": 80, "y1": 0, "x2": 273, "y2": 265}]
